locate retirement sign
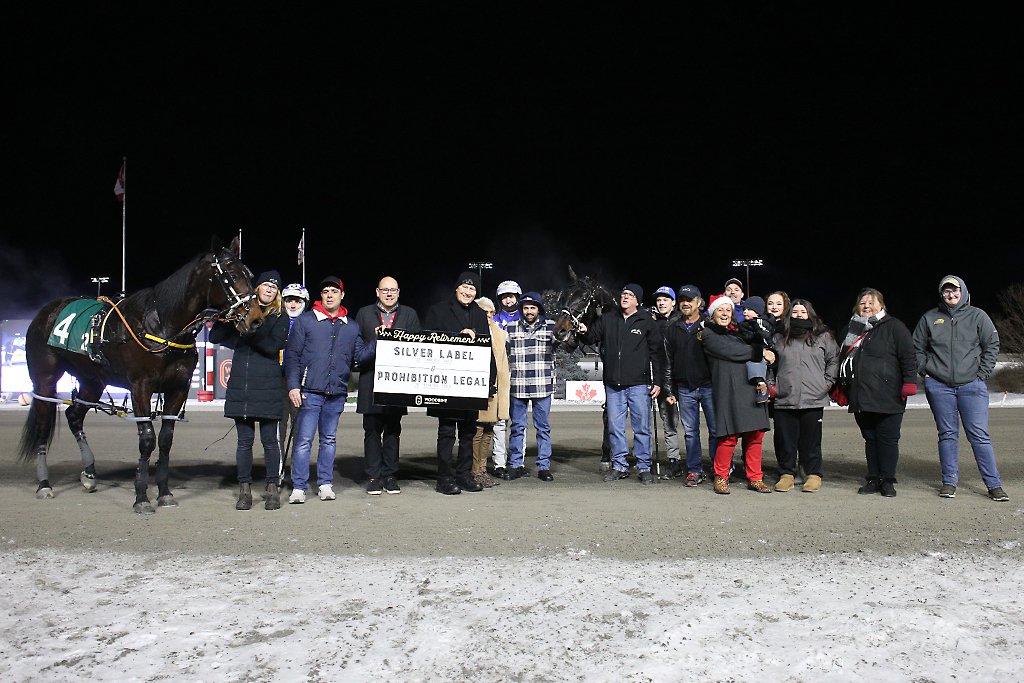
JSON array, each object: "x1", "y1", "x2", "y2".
[{"x1": 373, "y1": 328, "x2": 493, "y2": 410}]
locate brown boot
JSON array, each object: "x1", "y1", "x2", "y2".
[
  {"x1": 802, "y1": 474, "x2": 822, "y2": 492},
  {"x1": 775, "y1": 474, "x2": 795, "y2": 492},
  {"x1": 713, "y1": 475, "x2": 731, "y2": 495},
  {"x1": 474, "y1": 472, "x2": 499, "y2": 488},
  {"x1": 235, "y1": 483, "x2": 252, "y2": 510},
  {"x1": 265, "y1": 483, "x2": 281, "y2": 510}
]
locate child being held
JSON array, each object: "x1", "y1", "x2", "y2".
[{"x1": 736, "y1": 296, "x2": 775, "y2": 404}]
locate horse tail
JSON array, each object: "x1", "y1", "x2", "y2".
[{"x1": 17, "y1": 396, "x2": 56, "y2": 464}]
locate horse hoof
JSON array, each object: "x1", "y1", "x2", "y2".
[
  {"x1": 80, "y1": 471, "x2": 97, "y2": 492},
  {"x1": 157, "y1": 495, "x2": 178, "y2": 508},
  {"x1": 133, "y1": 501, "x2": 156, "y2": 514},
  {"x1": 36, "y1": 487, "x2": 54, "y2": 500}
]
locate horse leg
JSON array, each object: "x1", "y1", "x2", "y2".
[
  {"x1": 133, "y1": 419, "x2": 157, "y2": 514},
  {"x1": 65, "y1": 397, "x2": 99, "y2": 493},
  {"x1": 154, "y1": 418, "x2": 179, "y2": 507}
]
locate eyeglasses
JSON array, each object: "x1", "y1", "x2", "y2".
[
  {"x1": 941, "y1": 289, "x2": 961, "y2": 297},
  {"x1": 378, "y1": 288, "x2": 399, "y2": 294}
]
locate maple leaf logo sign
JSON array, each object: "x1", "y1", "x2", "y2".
[{"x1": 575, "y1": 382, "x2": 597, "y2": 401}]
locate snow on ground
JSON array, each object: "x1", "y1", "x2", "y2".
[{"x1": 2, "y1": 548, "x2": 1022, "y2": 682}]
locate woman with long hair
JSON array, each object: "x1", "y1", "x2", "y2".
[
  {"x1": 771, "y1": 298, "x2": 838, "y2": 492},
  {"x1": 211, "y1": 270, "x2": 290, "y2": 510}
]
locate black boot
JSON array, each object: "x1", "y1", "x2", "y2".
[
  {"x1": 235, "y1": 483, "x2": 252, "y2": 510},
  {"x1": 858, "y1": 479, "x2": 881, "y2": 495},
  {"x1": 456, "y1": 475, "x2": 483, "y2": 492},
  {"x1": 435, "y1": 478, "x2": 462, "y2": 495}
]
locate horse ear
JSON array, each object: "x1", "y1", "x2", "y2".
[
  {"x1": 568, "y1": 265, "x2": 577, "y2": 282},
  {"x1": 228, "y1": 235, "x2": 241, "y2": 257}
]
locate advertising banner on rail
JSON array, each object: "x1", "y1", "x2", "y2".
[{"x1": 372, "y1": 328, "x2": 492, "y2": 410}]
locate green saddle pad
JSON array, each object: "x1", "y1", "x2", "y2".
[{"x1": 47, "y1": 299, "x2": 107, "y2": 355}]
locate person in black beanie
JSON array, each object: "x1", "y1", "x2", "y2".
[
  {"x1": 209, "y1": 270, "x2": 290, "y2": 510},
  {"x1": 424, "y1": 270, "x2": 491, "y2": 494}
]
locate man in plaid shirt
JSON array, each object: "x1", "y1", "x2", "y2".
[{"x1": 504, "y1": 291, "x2": 571, "y2": 482}]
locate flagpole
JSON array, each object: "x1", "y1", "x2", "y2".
[
  {"x1": 120, "y1": 156, "x2": 126, "y2": 295},
  {"x1": 300, "y1": 228, "x2": 306, "y2": 287},
  {"x1": 238, "y1": 227, "x2": 242, "y2": 258}
]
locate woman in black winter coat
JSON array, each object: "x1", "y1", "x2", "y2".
[
  {"x1": 210, "y1": 270, "x2": 290, "y2": 510},
  {"x1": 834, "y1": 287, "x2": 918, "y2": 498}
]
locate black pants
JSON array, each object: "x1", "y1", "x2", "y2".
[
  {"x1": 235, "y1": 418, "x2": 281, "y2": 484},
  {"x1": 854, "y1": 411, "x2": 904, "y2": 483},
  {"x1": 773, "y1": 408, "x2": 824, "y2": 476},
  {"x1": 436, "y1": 417, "x2": 476, "y2": 482},
  {"x1": 363, "y1": 413, "x2": 403, "y2": 479}
]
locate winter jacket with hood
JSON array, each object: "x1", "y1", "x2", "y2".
[
  {"x1": 770, "y1": 328, "x2": 839, "y2": 410},
  {"x1": 913, "y1": 274, "x2": 999, "y2": 387},
  {"x1": 284, "y1": 306, "x2": 375, "y2": 396}
]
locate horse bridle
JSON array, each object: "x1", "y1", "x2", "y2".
[
  {"x1": 208, "y1": 252, "x2": 256, "y2": 323},
  {"x1": 559, "y1": 288, "x2": 598, "y2": 331}
]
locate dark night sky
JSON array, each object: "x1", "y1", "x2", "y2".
[{"x1": 2, "y1": 4, "x2": 1020, "y2": 333}]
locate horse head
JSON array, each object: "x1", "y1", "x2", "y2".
[
  {"x1": 553, "y1": 269, "x2": 617, "y2": 344},
  {"x1": 202, "y1": 238, "x2": 264, "y2": 333}
]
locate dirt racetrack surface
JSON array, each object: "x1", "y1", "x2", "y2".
[{"x1": 0, "y1": 404, "x2": 1020, "y2": 560}]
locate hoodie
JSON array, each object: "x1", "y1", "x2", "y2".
[{"x1": 913, "y1": 274, "x2": 1000, "y2": 386}]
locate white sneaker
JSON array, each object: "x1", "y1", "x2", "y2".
[
  {"x1": 288, "y1": 488, "x2": 306, "y2": 504},
  {"x1": 318, "y1": 484, "x2": 336, "y2": 501}
]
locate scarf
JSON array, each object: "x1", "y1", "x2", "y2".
[{"x1": 838, "y1": 310, "x2": 885, "y2": 384}]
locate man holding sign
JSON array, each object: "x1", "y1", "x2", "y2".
[{"x1": 423, "y1": 271, "x2": 493, "y2": 495}]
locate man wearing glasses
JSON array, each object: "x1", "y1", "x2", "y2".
[
  {"x1": 913, "y1": 275, "x2": 1009, "y2": 502},
  {"x1": 284, "y1": 276, "x2": 375, "y2": 504},
  {"x1": 355, "y1": 276, "x2": 422, "y2": 495},
  {"x1": 578, "y1": 283, "x2": 670, "y2": 485}
]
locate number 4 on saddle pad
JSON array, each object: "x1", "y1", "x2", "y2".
[{"x1": 47, "y1": 299, "x2": 108, "y2": 358}]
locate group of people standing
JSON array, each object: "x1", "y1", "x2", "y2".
[
  {"x1": 629, "y1": 275, "x2": 1007, "y2": 502},
  {"x1": 213, "y1": 266, "x2": 1009, "y2": 508}
]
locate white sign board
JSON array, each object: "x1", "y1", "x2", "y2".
[
  {"x1": 373, "y1": 328, "x2": 492, "y2": 410},
  {"x1": 565, "y1": 380, "x2": 606, "y2": 404}
]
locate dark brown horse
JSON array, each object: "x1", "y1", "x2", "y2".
[
  {"x1": 552, "y1": 266, "x2": 618, "y2": 347},
  {"x1": 17, "y1": 236, "x2": 264, "y2": 513}
]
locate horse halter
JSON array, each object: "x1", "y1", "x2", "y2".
[{"x1": 209, "y1": 252, "x2": 256, "y2": 322}]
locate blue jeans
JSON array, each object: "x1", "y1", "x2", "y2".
[
  {"x1": 676, "y1": 383, "x2": 716, "y2": 474},
  {"x1": 291, "y1": 392, "x2": 346, "y2": 491},
  {"x1": 509, "y1": 395, "x2": 552, "y2": 470},
  {"x1": 606, "y1": 384, "x2": 652, "y2": 473},
  {"x1": 924, "y1": 377, "x2": 1002, "y2": 489}
]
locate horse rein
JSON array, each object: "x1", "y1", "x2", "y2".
[{"x1": 96, "y1": 252, "x2": 258, "y2": 354}]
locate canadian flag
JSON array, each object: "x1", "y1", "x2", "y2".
[{"x1": 113, "y1": 161, "x2": 125, "y2": 202}]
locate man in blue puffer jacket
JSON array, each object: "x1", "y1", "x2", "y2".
[{"x1": 284, "y1": 275, "x2": 375, "y2": 504}]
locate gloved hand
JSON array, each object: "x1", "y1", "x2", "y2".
[
  {"x1": 768, "y1": 384, "x2": 777, "y2": 399},
  {"x1": 829, "y1": 384, "x2": 848, "y2": 407},
  {"x1": 901, "y1": 382, "x2": 918, "y2": 400}
]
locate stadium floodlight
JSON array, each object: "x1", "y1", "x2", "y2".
[
  {"x1": 730, "y1": 259, "x2": 763, "y2": 294},
  {"x1": 91, "y1": 276, "x2": 110, "y2": 298}
]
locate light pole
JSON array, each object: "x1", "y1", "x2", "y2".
[
  {"x1": 467, "y1": 261, "x2": 493, "y2": 291},
  {"x1": 91, "y1": 276, "x2": 110, "y2": 298},
  {"x1": 730, "y1": 259, "x2": 763, "y2": 294}
]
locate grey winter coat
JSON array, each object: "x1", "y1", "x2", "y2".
[
  {"x1": 701, "y1": 323, "x2": 770, "y2": 435},
  {"x1": 913, "y1": 274, "x2": 999, "y2": 387},
  {"x1": 771, "y1": 330, "x2": 839, "y2": 410}
]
